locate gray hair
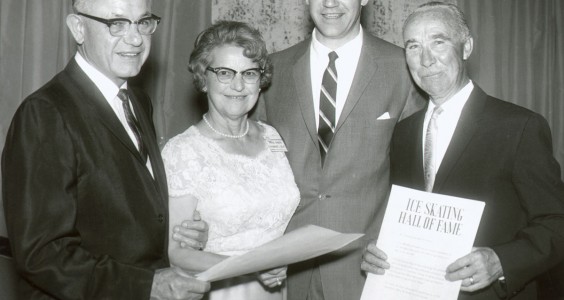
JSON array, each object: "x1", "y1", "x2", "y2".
[
  {"x1": 403, "y1": 1, "x2": 472, "y2": 42},
  {"x1": 71, "y1": 0, "x2": 92, "y2": 13},
  {"x1": 72, "y1": 0, "x2": 153, "y2": 13}
]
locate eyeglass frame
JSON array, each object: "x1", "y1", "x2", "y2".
[
  {"x1": 77, "y1": 12, "x2": 161, "y2": 36},
  {"x1": 206, "y1": 66, "x2": 264, "y2": 84}
]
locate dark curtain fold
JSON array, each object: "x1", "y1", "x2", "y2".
[
  {"x1": 0, "y1": 0, "x2": 74, "y2": 237},
  {"x1": 460, "y1": 0, "x2": 564, "y2": 174},
  {"x1": 133, "y1": 0, "x2": 211, "y2": 146},
  {"x1": 0, "y1": 0, "x2": 74, "y2": 158}
]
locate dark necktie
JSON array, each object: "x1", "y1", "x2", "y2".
[
  {"x1": 117, "y1": 89, "x2": 148, "y2": 163},
  {"x1": 318, "y1": 51, "x2": 338, "y2": 167},
  {"x1": 423, "y1": 106, "x2": 443, "y2": 192}
]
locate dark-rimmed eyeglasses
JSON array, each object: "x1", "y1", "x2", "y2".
[
  {"x1": 77, "y1": 12, "x2": 161, "y2": 36},
  {"x1": 206, "y1": 67, "x2": 263, "y2": 84}
]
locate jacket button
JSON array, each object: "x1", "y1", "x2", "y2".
[{"x1": 157, "y1": 214, "x2": 165, "y2": 223}]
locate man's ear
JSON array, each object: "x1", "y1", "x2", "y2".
[
  {"x1": 66, "y1": 14, "x2": 85, "y2": 44},
  {"x1": 463, "y1": 37, "x2": 473, "y2": 60}
]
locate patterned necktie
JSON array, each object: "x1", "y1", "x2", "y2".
[
  {"x1": 318, "y1": 51, "x2": 338, "y2": 166},
  {"x1": 117, "y1": 89, "x2": 148, "y2": 163},
  {"x1": 424, "y1": 106, "x2": 443, "y2": 192}
]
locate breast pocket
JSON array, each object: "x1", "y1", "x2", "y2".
[
  {"x1": 354, "y1": 117, "x2": 396, "y2": 142},
  {"x1": 335, "y1": 118, "x2": 397, "y2": 163}
]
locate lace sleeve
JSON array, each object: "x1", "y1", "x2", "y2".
[{"x1": 161, "y1": 135, "x2": 203, "y2": 198}]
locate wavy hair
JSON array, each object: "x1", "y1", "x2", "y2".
[
  {"x1": 403, "y1": 1, "x2": 472, "y2": 43},
  {"x1": 188, "y1": 20, "x2": 273, "y2": 92}
]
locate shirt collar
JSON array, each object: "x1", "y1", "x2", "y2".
[
  {"x1": 311, "y1": 26, "x2": 363, "y2": 61},
  {"x1": 74, "y1": 52, "x2": 127, "y2": 101},
  {"x1": 427, "y1": 80, "x2": 474, "y2": 114}
]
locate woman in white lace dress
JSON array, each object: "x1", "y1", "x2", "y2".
[{"x1": 162, "y1": 21, "x2": 300, "y2": 300}]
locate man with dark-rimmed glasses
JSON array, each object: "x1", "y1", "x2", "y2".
[{"x1": 2, "y1": 0, "x2": 209, "y2": 299}]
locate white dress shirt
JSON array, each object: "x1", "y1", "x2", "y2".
[
  {"x1": 75, "y1": 53, "x2": 153, "y2": 176},
  {"x1": 310, "y1": 27, "x2": 363, "y2": 129},
  {"x1": 422, "y1": 81, "x2": 474, "y2": 175}
]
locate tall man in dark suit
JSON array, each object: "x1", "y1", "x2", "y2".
[
  {"x1": 1, "y1": 0, "x2": 209, "y2": 298},
  {"x1": 362, "y1": 2, "x2": 564, "y2": 299},
  {"x1": 253, "y1": 0, "x2": 423, "y2": 299}
]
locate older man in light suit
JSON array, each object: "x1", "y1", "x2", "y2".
[{"x1": 253, "y1": 0, "x2": 423, "y2": 299}]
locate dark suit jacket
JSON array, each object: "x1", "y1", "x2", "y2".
[
  {"x1": 391, "y1": 85, "x2": 564, "y2": 300},
  {"x1": 2, "y1": 59, "x2": 170, "y2": 299},
  {"x1": 254, "y1": 31, "x2": 423, "y2": 300}
]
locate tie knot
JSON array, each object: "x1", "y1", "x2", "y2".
[
  {"x1": 117, "y1": 89, "x2": 129, "y2": 102},
  {"x1": 329, "y1": 51, "x2": 339, "y2": 63},
  {"x1": 431, "y1": 106, "x2": 443, "y2": 119},
  {"x1": 328, "y1": 51, "x2": 338, "y2": 63}
]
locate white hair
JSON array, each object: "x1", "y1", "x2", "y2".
[
  {"x1": 72, "y1": 0, "x2": 153, "y2": 14},
  {"x1": 403, "y1": 1, "x2": 472, "y2": 42},
  {"x1": 72, "y1": 0, "x2": 92, "y2": 13}
]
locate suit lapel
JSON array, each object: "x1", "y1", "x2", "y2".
[
  {"x1": 294, "y1": 34, "x2": 382, "y2": 147},
  {"x1": 433, "y1": 87, "x2": 488, "y2": 191},
  {"x1": 64, "y1": 61, "x2": 143, "y2": 162},
  {"x1": 127, "y1": 89, "x2": 154, "y2": 165},
  {"x1": 292, "y1": 40, "x2": 320, "y2": 150},
  {"x1": 410, "y1": 109, "x2": 427, "y2": 189},
  {"x1": 128, "y1": 89, "x2": 168, "y2": 201},
  {"x1": 335, "y1": 32, "x2": 379, "y2": 133},
  {"x1": 61, "y1": 60, "x2": 167, "y2": 209}
]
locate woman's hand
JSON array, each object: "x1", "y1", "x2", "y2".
[{"x1": 257, "y1": 266, "x2": 287, "y2": 289}]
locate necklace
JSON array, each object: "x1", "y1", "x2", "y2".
[{"x1": 203, "y1": 113, "x2": 249, "y2": 139}]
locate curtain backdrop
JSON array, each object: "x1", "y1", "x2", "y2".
[
  {"x1": 135, "y1": 0, "x2": 211, "y2": 146},
  {"x1": 460, "y1": 0, "x2": 564, "y2": 170},
  {"x1": 0, "y1": 0, "x2": 73, "y2": 239},
  {"x1": 0, "y1": 0, "x2": 562, "y2": 235}
]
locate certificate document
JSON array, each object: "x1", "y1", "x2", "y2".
[
  {"x1": 197, "y1": 225, "x2": 363, "y2": 282},
  {"x1": 361, "y1": 185, "x2": 485, "y2": 300}
]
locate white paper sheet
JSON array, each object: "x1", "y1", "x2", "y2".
[
  {"x1": 197, "y1": 225, "x2": 363, "y2": 282},
  {"x1": 361, "y1": 185, "x2": 485, "y2": 300}
]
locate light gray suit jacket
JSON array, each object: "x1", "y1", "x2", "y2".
[{"x1": 254, "y1": 30, "x2": 424, "y2": 300}]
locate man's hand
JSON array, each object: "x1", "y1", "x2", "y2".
[
  {"x1": 172, "y1": 210, "x2": 209, "y2": 250},
  {"x1": 258, "y1": 266, "x2": 287, "y2": 289},
  {"x1": 445, "y1": 247, "x2": 503, "y2": 292},
  {"x1": 361, "y1": 240, "x2": 390, "y2": 275},
  {"x1": 150, "y1": 267, "x2": 210, "y2": 300}
]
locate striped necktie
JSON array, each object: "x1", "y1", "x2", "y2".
[
  {"x1": 318, "y1": 51, "x2": 338, "y2": 167},
  {"x1": 424, "y1": 106, "x2": 443, "y2": 192},
  {"x1": 117, "y1": 89, "x2": 148, "y2": 163}
]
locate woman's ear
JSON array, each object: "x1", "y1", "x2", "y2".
[{"x1": 66, "y1": 14, "x2": 85, "y2": 45}]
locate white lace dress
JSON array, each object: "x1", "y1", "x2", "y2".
[{"x1": 162, "y1": 122, "x2": 300, "y2": 300}]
